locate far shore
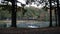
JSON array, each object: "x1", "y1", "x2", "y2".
[{"x1": 0, "y1": 20, "x2": 55, "y2": 23}]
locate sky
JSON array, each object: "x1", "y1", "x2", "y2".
[
  {"x1": 17, "y1": 0, "x2": 26, "y2": 7},
  {"x1": 0, "y1": 0, "x2": 26, "y2": 4},
  {"x1": 0, "y1": 0, "x2": 46, "y2": 9},
  {"x1": 18, "y1": 0, "x2": 26, "y2": 4},
  {"x1": 0, "y1": 0, "x2": 26, "y2": 6},
  {"x1": 0, "y1": 0, "x2": 2, "y2": 3}
]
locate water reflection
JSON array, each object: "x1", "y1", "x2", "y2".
[
  {"x1": 6, "y1": 21, "x2": 55, "y2": 28},
  {"x1": 0, "y1": 21, "x2": 56, "y2": 28}
]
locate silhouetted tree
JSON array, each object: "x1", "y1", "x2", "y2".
[
  {"x1": 57, "y1": 0, "x2": 60, "y2": 26},
  {"x1": 4, "y1": 0, "x2": 17, "y2": 27},
  {"x1": 49, "y1": 0, "x2": 52, "y2": 27}
]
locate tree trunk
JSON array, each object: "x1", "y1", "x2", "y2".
[
  {"x1": 54, "y1": 8, "x2": 57, "y2": 26},
  {"x1": 57, "y1": 0, "x2": 60, "y2": 26},
  {"x1": 11, "y1": 0, "x2": 17, "y2": 27},
  {"x1": 49, "y1": 0, "x2": 52, "y2": 27}
]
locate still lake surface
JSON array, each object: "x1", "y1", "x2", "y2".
[{"x1": 6, "y1": 21, "x2": 56, "y2": 28}]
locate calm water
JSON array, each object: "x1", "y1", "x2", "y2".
[{"x1": 6, "y1": 21, "x2": 56, "y2": 28}]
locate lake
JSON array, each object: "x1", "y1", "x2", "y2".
[{"x1": 6, "y1": 21, "x2": 56, "y2": 28}]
